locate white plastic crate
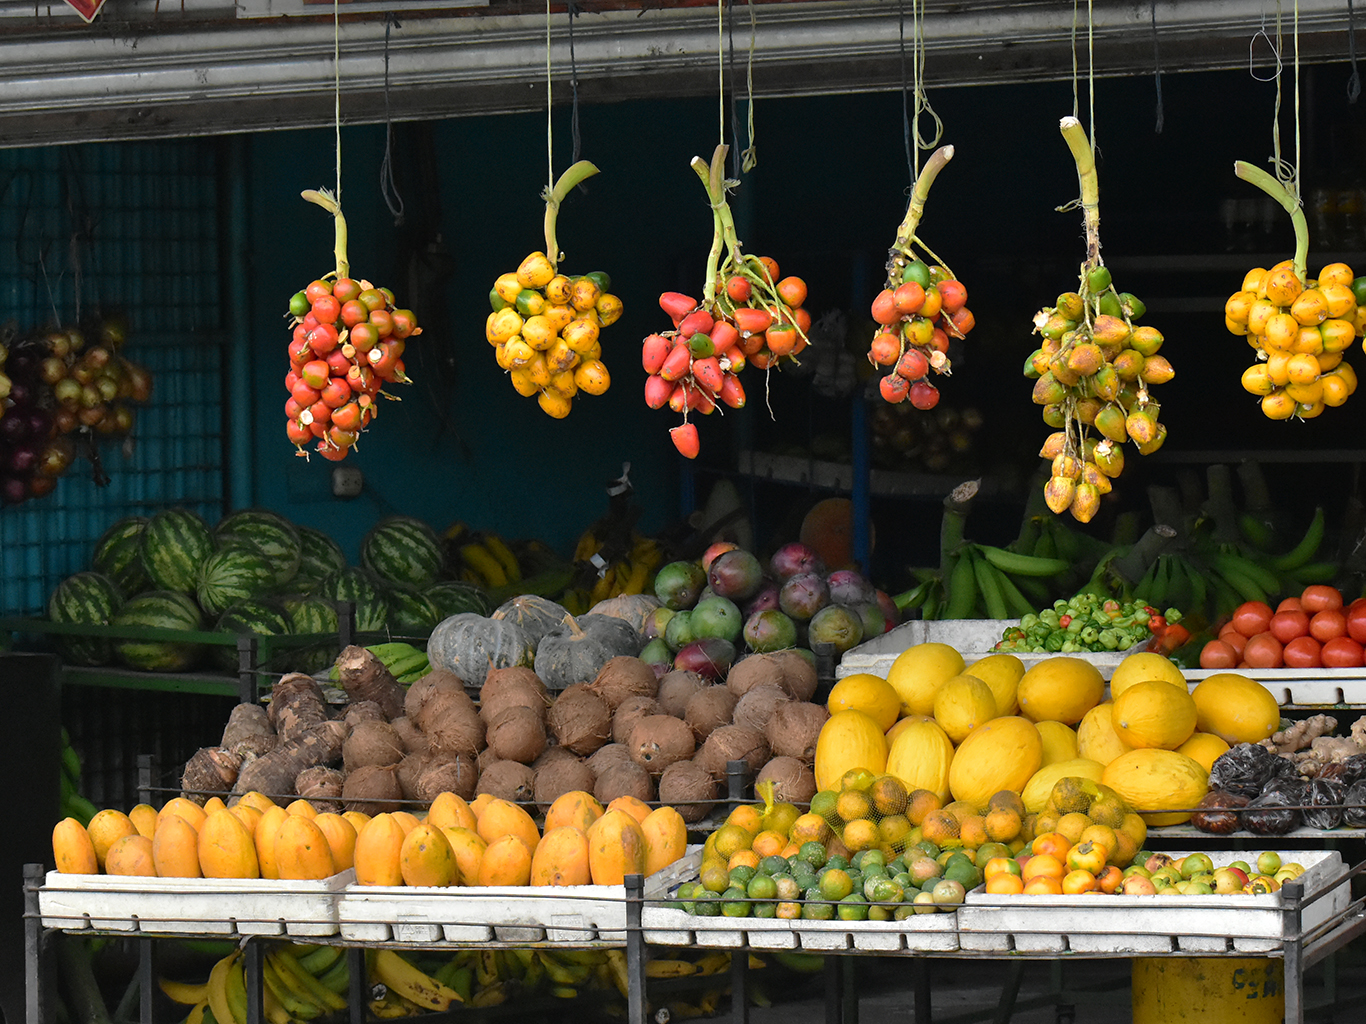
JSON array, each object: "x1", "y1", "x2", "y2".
[
  {"x1": 1184, "y1": 667, "x2": 1366, "y2": 707},
  {"x1": 38, "y1": 870, "x2": 354, "y2": 937},
  {"x1": 957, "y1": 849, "x2": 1348, "y2": 954}
]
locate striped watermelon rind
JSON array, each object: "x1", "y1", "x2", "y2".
[
  {"x1": 211, "y1": 599, "x2": 292, "y2": 672},
  {"x1": 91, "y1": 517, "x2": 152, "y2": 596},
  {"x1": 110, "y1": 590, "x2": 206, "y2": 672},
  {"x1": 293, "y1": 525, "x2": 347, "y2": 590},
  {"x1": 281, "y1": 594, "x2": 342, "y2": 674},
  {"x1": 385, "y1": 584, "x2": 441, "y2": 638},
  {"x1": 140, "y1": 509, "x2": 215, "y2": 594},
  {"x1": 47, "y1": 571, "x2": 124, "y2": 667},
  {"x1": 197, "y1": 547, "x2": 277, "y2": 618},
  {"x1": 361, "y1": 515, "x2": 444, "y2": 589},
  {"x1": 319, "y1": 567, "x2": 389, "y2": 633},
  {"x1": 214, "y1": 508, "x2": 302, "y2": 588},
  {"x1": 425, "y1": 580, "x2": 493, "y2": 618}
]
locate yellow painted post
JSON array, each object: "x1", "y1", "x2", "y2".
[{"x1": 1132, "y1": 958, "x2": 1284, "y2": 1023}]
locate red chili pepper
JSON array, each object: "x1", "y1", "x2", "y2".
[
  {"x1": 1148, "y1": 615, "x2": 1167, "y2": 631},
  {"x1": 1144, "y1": 623, "x2": 1191, "y2": 656}
]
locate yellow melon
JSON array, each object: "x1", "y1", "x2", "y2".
[
  {"x1": 1016, "y1": 657, "x2": 1104, "y2": 725},
  {"x1": 885, "y1": 715, "x2": 934, "y2": 744},
  {"x1": 1108, "y1": 651, "x2": 1188, "y2": 700},
  {"x1": 1035, "y1": 720, "x2": 1079, "y2": 766},
  {"x1": 1176, "y1": 731, "x2": 1232, "y2": 773},
  {"x1": 1075, "y1": 701, "x2": 1134, "y2": 765},
  {"x1": 932, "y1": 674, "x2": 998, "y2": 744},
  {"x1": 1100, "y1": 748, "x2": 1208, "y2": 826},
  {"x1": 1190, "y1": 673, "x2": 1281, "y2": 745},
  {"x1": 1111, "y1": 679, "x2": 1198, "y2": 750},
  {"x1": 827, "y1": 673, "x2": 902, "y2": 731},
  {"x1": 884, "y1": 643, "x2": 966, "y2": 718},
  {"x1": 884, "y1": 718, "x2": 955, "y2": 804},
  {"x1": 964, "y1": 653, "x2": 1025, "y2": 716},
  {"x1": 1019, "y1": 758, "x2": 1107, "y2": 814},
  {"x1": 814, "y1": 710, "x2": 888, "y2": 792},
  {"x1": 947, "y1": 716, "x2": 1043, "y2": 810}
]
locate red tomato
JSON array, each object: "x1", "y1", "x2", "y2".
[
  {"x1": 1276, "y1": 597, "x2": 1303, "y2": 613},
  {"x1": 1347, "y1": 598, "x2": 1366, "y2": 644},
  {"x1": 1199, "y1": 640, "x2": 1239, "y2": 670},
  {"x1": 1309, "y1": 608, "x2": 1348, "y2": 643},
  {"x1": 1217, "y1": 624, "x2": 1248, "y2": 659},
  {"x1": 1282, "y1": 635, "x2": 1323, "y2": 668},
  {"x1": 1321, "y1": 636, "x2": 1366, "y2": 667},
  {"x1": 1269, "y1": 609, "x2": 1311, "y2": 643},
  {"x1": 1242, "y1": 631, "x2": 1284, "y2": 668},
  {"x1": 1300, "y1": 585, "x2": 1344, "y2": 613},
  {"x1": 1231, "y1": 601, "x2": 1274, "y2": 638}
]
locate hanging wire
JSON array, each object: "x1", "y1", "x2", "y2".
[
  {"x1": 898, "y1": 0, "x2": 914, "y2": 185},
  {"x1": 1349, "y1": 0, "x2": 1362, "y2": 103},
  {"x1": 1086, "y1": 0, "x2": 1096, "y2": 152},
  {"x1": 728, "y1": 0, "x2": 742, "y2": 179},
  {"x1": 1150, "y1": 0, "x2": 1164, "y2": 133},
  {"x1": 379, "y1": 15, "x2": 405, "y2": 225},
  {"x1": 1070, "y1": 0, "x2": 1080, "y2": 120},
  {"x1": 717, "y1": 0, "x2": 725, "y2": 148},
  {"x1": 546, "y1": 0, "x2": 555, "y2": 194},
  {"x1": 910, "y1": 0, "x2": 943, "y2": 172},
  {"x1": 566, "y1": 0, "x2": 582, "y2": 166},
  {"x1": 740, "y1": 0, "x2": 758, "y2": 172},
  {"x1": 333, "y1": 0, "x2": 342, "y2": 207},
  {"x1": 1256, "y1": 0, "x2": 1301, "y2": 202}
]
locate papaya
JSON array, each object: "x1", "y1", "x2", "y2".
[
  {"x1": 253, "y1": 805, "x2": 290, "y2": 880},
  {"x1": 1101, "y1": 749, "x2": 1208, "y2": 826},
  {"x1": 640, "y1": 806, "x2": 687, "y2": 876},
  {"x1": 475, "y1": 798, "x2": 540, "y2": 853},
  {"x1": 152, "y1": 814, "x2": 203, "y2": 878},
  {"x1": 399, "y1": 823, "x2": 457, "y2": 887},
  {"x1": 228, "y1": 803, "x2": 263, "y2": 839},
  {"x1": 354, "y1": 813, "x2": 406, "y2": 886},
  {"x1": 156, "y1": 797, "x2": 207, "y2": 835},
  {"x1": 477, "y1": 834, "x2": 533, "y2": 886},
  {"x1": 529, "y1": 826, "x2": 592, "y2": 887},
  {"x1": 311, "y1": 813, "x2": 358, "y2": 873},
  {"x1": 586, "y1": 808, "x2": 647, "y2": 885},
  {"x1": 235, "y1": 790, "x2": 277, "y2": 815},
  {"x1": 470, "y1": 793, "x2": 496, "y2": 819},
  {"x1": 285, "y1": 798, "x2": 318, "y2": 818},
  {"x1": 390, "y1": 810, "x2": 422, "y2": 835},
  {"x1": 104, "y1": 834, "x2": 156, "y2": 876},
  {"x1": 274, "y1": 815, "x2": 334, "y2": 880},
  {"x1": 85, "y1": 809, "x2": 138, "y2": 872},
  {"x1": 203, "y1": 796, "x2": 228, "y2": 816},
  {"x1": 605, "y1": 795, "x2": 651, "y2": 826},
  {"x1": 52, "y1": 817, "x2": 99, "y2": 875},
  {"x1": 426, "y1": 792, "x2": 478, "y2": 832},
  {"x1": 342, "y1": 810, "x2": 372, "y2": 836},
  {"x1": 127, "y1": 804, "x2": 159, "y2": 839},
  {"x1": 545, "y1": 790, "x2": 605, "y2": 833},
  {"x1": 438, "y1": 826, "x2": 487, "y2": 886},
  {"x1": 198, "y1": 810, "x2": 260, "y2": 879}
]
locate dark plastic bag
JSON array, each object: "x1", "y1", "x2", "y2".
[
  {"x1": 1239, "y1": 777, "x2": 1305, "y2": 836},
  {"x1": 1344, "y1": 779, "x2": 1366, "y2": 828},
  {"x1": 1321, "y1": 753, "x2": 1366, "y2": 788},
  {"x1": 1303, "y1": 777, "x2": 1344, "y2": 830},
  {"x1": 1190, "y1": 789, "x2": 1251, "y2": 834},
  {"x1": 1208, "y1": 742, "x2": 1299, "y2": 799}
]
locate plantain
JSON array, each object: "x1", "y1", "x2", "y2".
[
  {"x1": 646, "y1": 959, "x2": 698, "y2": 978},
  {"x1": 481, "y1": 532, "x2": 522, "y2": 582},
  {"x1": 459, "y1": 542, "x2": 508, "y2": 588},
  {"x1": 1271, "y1": 507, "x2": 1326, "y2": 571}
]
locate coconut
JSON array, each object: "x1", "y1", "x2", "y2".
[
  {"x1": 294, "y1": 766, "x2": 345, "y2": 814},
  {"x1": 415, "y1": 754, "x2": 479, "y2": 802},
  {"x1": 588, "y1": 656, "x2": 659, "y2": 712},
  {"x1": 343, "y1": 700, "x2": 387, "y2": 728},
  {"x1": 342, "y1": 763, "x2": 403, "y2": 814},
  {"x1": 695, "y1": 724, "x2": 770, "y2": 782},
  {"x1": 683, "y1": 685, "x2": 737, "y2": 743},
  {"x1": 390, "y1": 716, "x2": 428, "y2": 755},
  {"x1": 764, "y1": 700, "x2": 829, "y2": 763},
  {"x1": 476, "y1": 745, "x2": 501, "y2": 775},
  {"x1": 755, "y1": 755, "x2": 817, "y2": 804},
  {"x1": 478, "y1": 666, "x2": 550, "y2": 724},
  {"x1": 593, "y1": 760, "x2": 655, "y2": 805},
  {"x1": 612, "y1": 696, "x2": 663, "y2": 746},
  {"x1": 476, "y1": 759, "x2": 537, "y2": 803},
  {"x1": 532, "y1": 756, "x2": 597, "y2": 812},
  {"x1": 655, "y1": 670, "x2": 706, "y2": 718},
  {"x1": 547, "y1": 684, "x2": 612, "y2": 755},
  {"x1": 770, "y1": 649, "x2": 818, "y2": 701},
  {"x1": 724, "y1": 653, "x2": 788, "y2": 699},
  {"x1": 342, "y1": 719, "x2": 406, "y2": 774},
  {"x1": 586, "y1": 742, "x2": 635, "y2": 778},
  {"x1": 731, "y1": 684, "x2": 791, "y2": 734},
  {"x1": 628, "y1": 715, "x2": 697, "y2": 777},
  {"x1": 657, "y1": 760, "x2": 721, "y2": 823},
  {"x1": 532, "y1": 744, "x2": 580, "y2": 774},
  {"x1": 486, "y1": 705, "x2": 548, "y2": 764},
  {"x1": 405, "y1": 668, "x2": 470, "y2": 720},
  {"x1": 415, "y1": 690, "x2": 486, "y2": 759},
  {"x1": 396, "y1": 751, "x2": 433, "y2": 800}
]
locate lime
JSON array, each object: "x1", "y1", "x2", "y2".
[
  {"x1": 752, "y1": 901, "x2": 778, "y2": 919},
  {"x1": 729, "y1": 865, "x2": 758, "y2": 888},
  {"x1": 801, "y1": 897, "x2": 835, "y2": 921},
  {"x1": 773, "y1": 874, "x2": 800, "y2": 900},
  {"x1": 694, "y1": 897, "x2": 721, "y2": 917},
  {"x1": 759, "y1": 855, "x2": 789, "y2": 877},
  {"x1": 837, "y1": 894, "x2": 869, "y2": 921},
  {"x1": 852, "y1": 849, "x2": 885, "y2": 872},
  {"x1": 893, "y1": 904, "x2": 917, "y2": 921},
  {"x1": 868, "y1": 877, "x2": 905, "y2": 904},
  {"x1": 892, "y1": 872, "x2": 914, "y2": 890},
  {"x1": 792, "y1": 865, "x2": 818, "y2": 892},
  {"x1": 746, "y1": 874, "x2": 778, "y2": 901},
  {"x1": 818, "y1": 869, "x2": 854, "y2": 902},
  {"x1": 914, "y1": 840, "x2": 940, "y2": 859},
  {"x1": 825, "y1": 854, "x2": 850, "y2": 872},
  {"x1": 869, "y1": 905, "x2": 894, "y2": 922},
  {"x1": 798, "y1": 841, "x2": 828, "y2": 870},
  {"x1": 720, "y1": 886, "x2": 751, "y2": 918}
]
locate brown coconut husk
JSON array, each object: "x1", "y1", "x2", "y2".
[
  {"x1": 770, "y1": 650, "x2": 818, "y2": 702},
  {"x1": 476, "y1": 745, "x2": 502, "y2": 775},
  {"x1": 343, "y1": 719, "x2": 407, "y2": 774},
  {"x1": 765, "y1": 701, "x2": 829, "y2": 763},
  {"x1": 724, "y1": 654, "x2": 788, "y2": 700},
  {"x1": 628, "y1": 715, "x2": 697, "y2": 777},
  {"x1": 593, "y1": 760, "x2": 655, "y2": 805},
  {"x1": 478, "y1": 666, "x2": 550, "y2": 724},
  {"x1": 612, "y1": 696, "x2": 663, "y2": 746},
  {"x1": 476, "y1": 759, "x2": 537, "y2": 804},
  {"x1": 694, "y1": 724, "x2": 770, "y2": 782},
  {"x1": 585, "y1": 742, "x2": 635, "y2": 778},
  {"x1": 415, "y1": 690, "x2": 486, "y2": 759},
  {"x1": 390, "y1": 716, "x2": 428, "y2": 755},
  {"x1": 588, "y1": 656, "x2": 659, "y2": 712},
  {"x1": 486, "y1": 705, "x2": 548, "y2": 765},
  {"x1": 396, "y1": 751, "x2": 433, "y2": 800},
  {"x1": 657, "y1": 760, "x2": 721, "y2": 822},
  {"x1": 731, "y1": 684, "x2": 791, "y2": 735},
  {"x1": 755, "y1": 755, "x2": 817, "y2": 804},
  {"x1": 405, "y1": 669, "x2": 471, "y2": 721},
  {"x1": 415, "y1": 754, "x2": 479, "y2": 802},
  {"x1": 655, "y1": 670, "x2": 707, "y2": 719},
  {"x1": 532, "y1": 756, "x2": 597, "y2": 812},
  {"x1": 342, "y1": 763, "x2": 404, "y2": 814},
  {"x1": 547, "y1": 684, "x2": 612, "y2": 755},
  {"x1": 294, "y1": 766, "x2": 345, "y2": 814},
  {"x1": 683, "y1": 685, "x2": 737, "y2": 743}
]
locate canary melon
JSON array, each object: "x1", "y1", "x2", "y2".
[
  {"x1": 1035, "y1": 720, "x2": 1079, "y2": 766},
  {"x1": 1016, "y1": 657, "x2": 1104, "y2": 725},
  {"x1": 932, "y1": 674, "x2": 998, "y2": 744},
  {"x1": 1100, "y1": 748, "x2": 1208, "y2": 826},
  {"x1": 884, "y1": 642, "x2": 966, "y2": 718},
  {"x1": 1190, "y1": 673, "x2": 1280, "y2": 745},
  {"x1": 1111, "y1": 679, "x2": 1198, "y2": 750},
  {"x1": 814, "y1": 710, "x2": 889, "y2": 792},
  {"x1": 884, "y1": 718, "x2": 954, "y2": 804},
  {"x1": 1075, "y1": 702, "x2": 1133, "y2": 765},
  {"x1": 827, "y1": 673, "x2": 902, "y2": 731},
  {"x1": 965, "y1": 653, "x2": 1025, "y2": 716},
  {"x1": 1108, "y1": 651, "x2": 1187, "y2": 700},
  {"x1": 1020, "y1": 758, "x2": 1107, "y2": 815},
  {"x1": 947, "y1": 716, "x2": 1043, "y2": 810},
  {"x1": 1176, "y1": 731, "x2": 1231, "y2": 773}
]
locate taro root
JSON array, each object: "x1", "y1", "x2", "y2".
[
  {"x1": 267, "y1": 673, "x2": 332, "y2": 742},
  {"x1": 478, "y1": 665, "x2": 550, "y2": 724},
  {"x1": 343, "y1": 719, "x2": 407, "y2": 774},
  {"x1": 342, "y1": 763, "x2": 404, "y2": 814},
  {"x1": 343, "y1": 701, "x2": 387, "y2": 728},
  {"x1": 657, "y1": 760, "x2": 720, "y2": 823},
  {"x1": 732, "y1": 684, "x2": 791, "y2": 735},
  {"x1": 628, "y1": 715, "x2": 697, "y2": 777},
  {"x1": 769, "y1": 649, "x2": 818, "y2": 702},
  {"x1": 390, "y1": 716, "x2": 428, "y2": 755},
  {"x1": 335, "y1": 645, "x2": 406, "y2": 720},
  {"x1": 547, "y1": 683, "x2": 612, "y2": 755},
  {"x1": 1190, "y1": 789, "x2": 1251, "y2": 835},
  {"x1": 586, "y1": 742, "x2": 635, "y2": 778},
  {"x1": 405, "y1": 669, "x2": 470, "y2": 721},
  {"x1": 182, "y1": 747, "x2": 243, "y2": 805},
  {"x1": 588, "y1": 656, "x2": 660, "y2": 712},
  {"x1": 294, "y1": 766, "x2": 345, "y2": 814},
  {"x1": 221, "y1": 703, "x2": 275, "y2": 749},
  {"x1": 233, "y1": 719, "x2": 347, "y2": 801},
  {"x1": 613, "y1": 696, "x2": 663, "y2": 746},
  {"x1": 684, "y1": 685, "x2": 737, "y2": 743},
  {"x1": 594, "y1": 760, "x2": 655, "y2": 805},
  {"x1": 656, "y1": 670, "x2": 706, "y2": 719},
  {"x1": 755, "y1": 756, "x2": 817, "y2": 804},
  {"x1": 476, "y1": 759, "x2": 537, "y2": 804},
  {"x1": 486, "y1": 705, "x2": 548, "y2": 765},
  {"x1": 695, "y1": 724, "x2": 770, "y2": 782},
  {"x1": 765, "y1": 700, "x2": 829, "y2": 763},
  {"x1": 230, "y1": 733, "x2": 278, "y2": 762},
  {"x1": 415, "y1": 689, "x2": 486, "y2": 759},
  {"x1": 396, "y1": 751, "x2": 434, "y2": 800},
  {"x1": 533, "y1": 756, "x2": 598, "y2": 812},
  {"x1": 415, "y1": 754, "x2": 478, "y2": 802},
  {"x1": 725, "y1": 653, "x2": 788, "y2": 700}
]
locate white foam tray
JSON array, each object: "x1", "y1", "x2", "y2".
[
  {"x1": 957, "y1": 850, "x2": 1349, "y2": 954},
  {"x1": 38, "y1": 869, "x2": 354, "y2": 937}
]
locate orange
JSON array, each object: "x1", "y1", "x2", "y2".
[
  {"x1": 1021, "y1": 853, "x2": 1064, "y2": 882},
  {"x1": 841, "y1": 818, "x2": 880, "y2": 852},
  {"x1": 986, "y1": 873, "x2": 1025, "y2": 895},
  {"x1": 906, "y1": 789, "x2": 943, "y2": 826},
  {"x1": 751, "y1": 830, "x2": 788, "y2": 859},
  {"x1": 1061, "y1": 869, "x2": 1098, "y2": 894},
  {"x1": 1023, "y1": 874, "x2": 1063, "y2": 895},
  {"x1": 789, "y1": 813, "x2": 831, "y2": 845},
  {"x1": 727, "y1": 849, "x2": 760, "y2": 872},
  {"x1": 1031, "y1": 831, "x2": 1071, "y2": 860},
  {"x1": 725, "y1": 805, "x2": 763, "y2": 834},
  {"x1": 711, "y1": 823, "x2": 755, "y2": 860},
  {"x1": 983, "y1": 856, "x2": 1022, "y2": 881}
]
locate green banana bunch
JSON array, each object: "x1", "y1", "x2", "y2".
[
  {"x1": 913, "y1": 543, "x2": 1074, "y2": 620},
  {"x1": 59, "y1": 728, "x2": 98, "y2": 826}
]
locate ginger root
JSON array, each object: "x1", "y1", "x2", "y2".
[{"x1": 1260, "y1": 714, "x2": 1338, "y2": 754}]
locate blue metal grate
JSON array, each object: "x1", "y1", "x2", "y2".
[{"x1": 0, "y1": 141, "x2": 226, "y2": 615}]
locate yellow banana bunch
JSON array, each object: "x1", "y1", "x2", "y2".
[{"x1": 372, "y1": 949, "x2": 463, "y2": 1011}]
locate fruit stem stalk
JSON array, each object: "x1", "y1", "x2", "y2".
[
  {"x1": 1234, "y1": 159, "x2": 1309, "y2": 283},
  {"x1": 301, "y1": 188, "x2": 349, "y2": 279},
  {"x1": 941, "y1": 478, "x2": 979, "y2": 581},
  {"x1": 543, "y1": 159, "x2": 601, "y2": 272},
  {"x1": 693, "y1": 145, "x2": 736, "y2": 307},
  {"x1": 894, "y1": 145, "x2": 954, "y2": 256},
  {"x1": 1059, "y1": 117, "x2": 1101, "y2": 269}
]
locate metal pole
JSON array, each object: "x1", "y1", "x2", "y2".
[
  {"x1": 237, "y1": 635, "x2": 258, "y2": 704},
  {"x1": 244, "y1": 940, "x2": 264, "y2": 1024},
  {"x1": 625, "y1": 873, "x2": 646, "y2": 1024},
  {"x1": 137, "y1": 754, "x2": 156, "y2": 807},
  {"x1": 726, "y1": 759, "x2": 749, "y2": 810},
  {"x1": 347, "y1": 946, "x2": 367, "y2": 1024},
  {"x1": 1283, "y1": 877, "x2": 1304, "y2": 1024},
  {"x1": 730, "y1": 945, "x2": 749, "y2": 1024},
  {"x1": 139, "y1": 938, "x2": 156, "y2": 1024},
  {"x1": 24, "y1": 863, "x2": 47, "y2": 1024}
]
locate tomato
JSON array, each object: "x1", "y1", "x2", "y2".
[
  {"x1": 1199, "y1": 639, "x2": 1238, "y2": 669},
  {"x1": 1242, "y1": 631, "x2": 1284, "y2": 668},
  {"x1": 1309, "y1": 608, "x2": 1348, "y2": 642},
  {"x1": 776, "y1": 276, "x2": 808, "y2": 309},
  {"x1": 1276, "y1": 597, "x2": 1303, "y2": 613},
  {"x1": 1066, "y1": 841, "x2": 1108, "y2": 874},
  {"x1": 1347, "y1": 598, "x2": 1366, "y2": 643},
  {"x1": 1320, "y1": 635, "x2": 1364, "y2": 667},
  {"x1": 1269, "y1": 609, "x2": 1311, "y2": 643},
  {"x1": 1217, "y1": 624, "x2": 1248, "y2": 658},
  {"x1": 1230, "y1": 601, "x2": 1274, "y2": 637},
  {"x1": 1282, "y1": 634, "x2": 1323, "y2": 668},
  {"x1": 1300, "y1": 584, "x2": 1344, "y2": 613}
]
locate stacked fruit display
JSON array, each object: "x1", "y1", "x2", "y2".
[
  {"x1": 994, "y1": 592, "x2": 1180, "y2": 655},
  {"x1": 0, "y1": 314, "x2": 153, "y2": 506},
  {"x1": 1200, "y1": 584, "x2": 1366, "y2": 669}
]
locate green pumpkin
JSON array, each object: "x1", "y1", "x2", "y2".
[
  {"x1": 427, "y1": 613, "x2": 534, "y2": 687},
  {"x1": 534, "y1": 613, "x2": 643, "y2": 691}
]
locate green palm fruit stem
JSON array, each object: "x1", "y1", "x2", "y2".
[
  {"x1": 300, "y1": 188, "x2": 349, "y2": 280},
  {"x1": 1235, "y1": 160, "x2": 1309, "y2": 282},
  {"x1": 543, "y1": 159, "x2": 600, "y2": 270},
  {"x1": 891, "y1": 144, "x2": 957, "y2": 276},
  {"x1": 940, "y1": 478, "x2": 980, "y2": 583}
]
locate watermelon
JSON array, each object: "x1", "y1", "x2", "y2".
[
  {"x1": 293, "y1": 525, "x2": 347, "y2": 590},
  {"x1": 361, "y1": 515, "x2": 444, "y2": 589},
  {"x1": 197, "y1": 547, "x2": 276, "y2": 618},
  {"x1": 109, "y1": 590, "x2": 205, "y2": 672},
  {"x1": 214, "y1": 508, "x2": 302, "y2": 588},
  {"x1": 47, "y1": 572, "x2": 124, "y2": 667},
  {"x1": 91, "y1": 517, "x2": 152, "y2": 596},
  {"x1": 425, "y1": 580, "x2": 493, "y2": 618},
  {"x1": 210, "y1": 599, "x2": 292, "y2": 672},
  {"x1": 385, "y1": 584, "x2": 441, "y2": 637},
  {"x1": 319, "y1": 567, "x2": 389, "y2": 633},
  {"x1": 281, "y1": 594, "x2": 342, "y2": 674},
  {"x1": 140, "y1": 508, "x2": 215, "y2": 593}
]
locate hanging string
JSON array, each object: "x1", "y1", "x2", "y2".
[
  {"x1": 379, "y1": 15, "x2": 405, "y2": 225},
  {"x1": 546, "y1": 0, "x2": 554, "y2": 195},
  {"x1": 333, "y1": 0, "x2": 342, "y2": 207},
  {"x1": 740, "y1": 0, "x2": 757, "y2": 172},
  {"x1": 728, "y1": 0, "x2": 742, "y2": 179},
  {"x1": 717, "y1": 0, "x2": 725, "y2": 148},
  {"x1": 898, "y1": 0, "x2": 913, "y2": 185},
  {"x1": 1259, "y1": 0, "x2": 1300, "y2": 202},
  {"x1": 1349, "y1": 0, "x2": 1361, "y2": 103},
  {"x1": 910, "y1": 0, "x2": 943, "y2": 170},
  {"x1": 1150, "y1": 0, "x2": 1164, "y2": 133},
  {"x1": 566, "y1": 0, "x2": 582, "y2": 166},
  {"x1": 1070, "y1": 0, "x2": 1080, "y2": 120},
  {"x1": 1086, "y1": 0, "x2": 1096, "y2": 153}
]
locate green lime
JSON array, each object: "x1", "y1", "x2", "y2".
[
  {"x1": 801, "y1": 897, "x2": 835, "y2": 921},
  {"x1": 824, "y1": 854, "x2": 850, "y2": 872},
  {"x1": 760, "y1": 855, "x2": 789, "y2": 877},
  {"x1": 809, "y1": 790, "x2": 839, "y2": 822},
  {"x1": 818, "y1": 869, "x2": 854, "y2": 902},
  {"x1": 892, "y1": 872, "x2": 914, "y2": 890},
  {"x1": 729, "y1": 865, "x2": 757, "y2": 888},
  {"x1": 772, "y1": 874, "x2": 800, "y2": 900},
  {"x1": 798, "y1": 841, "x2": 829, "y2": 870},
  {"x1": 944, "y1": 860, "x2": 981, "y2": 890},
  {"x1": 837, "y1": 894, "x2": 869, "y2": 921},
  {"x1": 902, "y1": 260, "x2": 932, "y2": 288},
  {"x1": 792, "y1": 865, "x2": 818, "y2": 892},
  {"x1": 289, "y1": 291, "x2": 311, "y2": 318},
  {"x1": 887, "y1": 857, "x2": 907, "y2": 876},
  {"x1": 914, "y1": 840, "x2": 940, "y2": 859},
  {"x1": 693, "y1": 897, "x2": 721, "y2": 917},
  {"x1": 1086, "y1": 265, "x2": 1113, "y2": 293},
  {"x1": 856, "y1": 849, "x2": 886, "y2": 871},
  {"x1": 869, "y1": 905, "x2": 894, "y2": 922},
  {"x1": 721, "y1": 886, "x2": 751, "y2": 918},
  {"x1": 752, "y1": 902, "x2": 778, "y2": 919},
  {"x1": 867, "y1": 878, "x2": 905, "y2": 904},
  {"x1": 746, "y1": 875, "x2": 778, "y2": 901},
  {"x1": 893, "y1": 905, "x2": 918, "y2": 921}
]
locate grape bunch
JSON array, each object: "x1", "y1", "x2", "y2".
[
  {"x1": 867, "y1": 257, "x2": 976, "y2": 410},
  {"x1": 485, "y1": 251, "x2": 619, "y2": 419},
  {"x1": 284, "y1": 277, "x2": 420, "y2": 462}
]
